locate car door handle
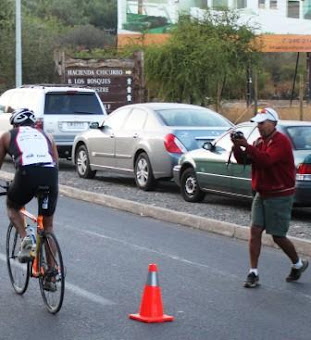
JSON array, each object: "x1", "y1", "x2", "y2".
[
  {"x1": 109, "y1": 133, "x2": 115, "y2": 138},
  {"x1": 133, "y1": 133, "x2": 139, "y2": 138}
]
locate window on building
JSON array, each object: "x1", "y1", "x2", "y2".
[
  {"x1": 303, "y1": 0, "x2": 311, "y2": 19},
  {"x1": 258, "y1": 0, "x2": 265, "y2": 9},
  {"x1": 235, "y1": 0, "x2": 247, "y2": 9},
  {"x1": 212, "y1": 0, "x2": 228, "y2": 10},
  {"x1": 288, "y1": 0, "x2": 300, "y2": 18},
  {"x1": 270, "y1": 1, "x2": 277, "y2": 9},
  {"x1": 194, "y1": 0, "x2": 208, "y2": 8}
]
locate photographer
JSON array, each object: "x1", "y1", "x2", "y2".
[{"x1": 231, "y1": 107, "x2": 308, "y2": 288}]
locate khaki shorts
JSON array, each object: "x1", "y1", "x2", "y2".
[{"x1": 251, "y1": 193, "x2": 294, "y2": 237}]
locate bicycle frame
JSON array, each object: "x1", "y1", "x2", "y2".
[{"x1": 20, "y1": 208, "x2": 44, "y2": 278}]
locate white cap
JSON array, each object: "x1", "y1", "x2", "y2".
[{"x1": 251, "y1": 107, "x2": 279, "y2": 123}]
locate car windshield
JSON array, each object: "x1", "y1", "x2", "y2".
[
  {"x1": 286, "y1": 126, "x2": 311, "y2": 150},
  {"x1": 45, "y1": 92, "x2": 104, "y2": 115},
  {"x1": 155, "y1": 108, "x2": 231, "y2": 127}
]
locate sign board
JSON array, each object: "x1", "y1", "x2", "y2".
[
  {"x1": 65, "y1": 67, "x2": 135, "y2": 113},
  {"x1": 54, "y1": 53, "x2": 145, "y2": 114},
  {"x1": 118, "y1": 33, "x2": 311, "y2": 53},
  {"x1": 257, "y1": 34, "x2": 311, "y2": 52}
]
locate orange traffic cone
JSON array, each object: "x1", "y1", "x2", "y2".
[{"x1": 129, "y1": 263, "x2": 174, "y2": 323}]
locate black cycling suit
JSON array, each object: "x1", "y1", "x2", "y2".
[{"x1": 7, "y1": 126, "x2": 58, "y2": 216}]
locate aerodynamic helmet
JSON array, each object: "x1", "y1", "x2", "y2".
[{"x1": 10, "y1": 108, "x2": 37, "y2": 126}]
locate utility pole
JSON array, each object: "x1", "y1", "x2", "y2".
[
  {"x1": 246, "y1": 64, "x2": 252, "y2": 107},
  {"x1": 307, "y1": 52, "x2": 311, "y2": 104},
  {"x1": 138, "y1": 0, "x2": 144, "y2": 15},
  {"x1": 16, "y1": 0, "x2": 22, "y2": 87}
]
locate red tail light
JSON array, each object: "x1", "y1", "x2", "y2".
[
  {"x1": 35, "y1": 118, "x2": 44, "y2": 130},
  {"x1": 164, "y1": 134, "x2": 185, "y2": 154},
  {"x1": 296, "y1": 163, "x2": 311, "y2": 181},
  {"x1": 297, "y1": 163, "x2": 311, "y2": 174}
]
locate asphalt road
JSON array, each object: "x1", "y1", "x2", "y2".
[
  {"x1": 0, "y1": 195, "x2": 310, "y2": 340},
  {"x1": 1, "y1": 158, "x2": 311, "y2": 241}
]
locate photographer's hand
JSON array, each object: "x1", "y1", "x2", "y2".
[{"x1": 231, "y1": 136, "x2": 248, "y2": 148}]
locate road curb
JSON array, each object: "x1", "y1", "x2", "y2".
[{"x1": 1, "y1": 170, "x2": 311, "y2": 257}]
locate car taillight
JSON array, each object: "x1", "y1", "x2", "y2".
[
  {"x1": 296, "y1": 163, "x2": 311, "y2": 181},
  {"x1": 164, "y1": 134, "x2": 186, "y2": 154},
  {"x1": 35, "y1": 118, "x2": 44, "y2": 130}
]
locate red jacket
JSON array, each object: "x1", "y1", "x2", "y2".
[{"x1": 233, "y1": 130, "x2": 295, "y2": 198}]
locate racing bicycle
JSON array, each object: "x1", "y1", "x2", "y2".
[{"x1": 0, "y1": 182, "x2": 65, "y2": 314}]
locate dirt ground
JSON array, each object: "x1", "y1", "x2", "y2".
[{"x1": 216, "y1": 100, "x2": 311, "y2": 124}]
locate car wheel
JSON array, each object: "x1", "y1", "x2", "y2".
[
  {"x1": 180, "y1": 168, "x2": 205, "y2": 202},
  {"x1": 75, "y1": 145, "x2": 96, "y2": 179},
  {"x1": 134, "y1": 152, "x2": 156, "y2": 191}
]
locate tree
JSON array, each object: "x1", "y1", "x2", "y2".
[
  {"x1": 58, "y1": 24, "x2": 115, "y2": 51},
  {"x1": 25, "y1": 0, "x2": 117, "y2": 32},
  {"x1": 0, "y1": 0, "x2": 15, "y2": 92},
  {"x1": 0, "y1": 0, "x2": 117, "y2": 92},
  {"x1": 21, "y1": 15, "x2": 66, "y2": 85},
  {"x1": 0, "y1": 0, "x2": 13, "y2": 30},
  {"x1": 144, "y1": 11, "x2": 260, "y2": 108}
]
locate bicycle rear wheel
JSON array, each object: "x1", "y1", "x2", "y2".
[
  {"x1": 6, "y1": 223, "x2": 30, "y2": 294},
  {"x1": 39, "y1": 232, "x2": 65, "y2": 314}
]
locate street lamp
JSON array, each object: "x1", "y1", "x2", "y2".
[{"x1": 16, "y1": 0, "x2": 22, "y2": 87}]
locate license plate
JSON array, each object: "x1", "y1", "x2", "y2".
[{"x1": 64, "y1": 122, "x2": 86, "y2": 130}]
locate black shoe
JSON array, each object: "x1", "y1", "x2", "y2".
[
  {"x1": 286, "y1": 259, "x2": 309, "y2": 282},
  {"x1": 43, "y1": 268, "x2": 58, "y2": 292},
  {"x1": 244, "y1": 272, "x2": 259, "y2": 288},
  {"x1": 43, "y1": 280, "x2": 57, "y2": 292}
]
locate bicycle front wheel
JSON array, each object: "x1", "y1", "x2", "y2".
[
  {"x1": 39, "y1": 232, "x2": 65, "y2": 314},
  {"x1": 6, "y1": 223, "x2": 30, "y2": 294}
]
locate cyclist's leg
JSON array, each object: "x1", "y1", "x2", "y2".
[
  {"x1": 43, "y1": 215, "x2": 54, "y2": 233},
  {"x1": 38, "y1": 167, "x2": 59, "y2": 271},
  {"x1": 39, "y1": 166, "x2": 58, "y2": 234},
  {"x1": 7, "y1": 167, "x2": 36, "y2": 262},
  {"x1": 7, "y1": 201, "x2": 26, "y2": 238},
  {"x1": 42, "y1": 215, "x2": 57, "y2": 270},
  {"x1": 7, "y1": 168, "x2": 34, "y2": 237}
]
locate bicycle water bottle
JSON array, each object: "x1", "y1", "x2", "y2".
[{"x1": 26, "y1": 225, "x2": 37, "y2": 256}]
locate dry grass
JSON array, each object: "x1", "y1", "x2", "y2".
[{"x1": 213, "y1": 100, "x2": 311, "y2": 124}]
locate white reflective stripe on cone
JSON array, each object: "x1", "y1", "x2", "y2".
[{"x1": 146, "y1": 271, "x2": 159, "y2": 287}]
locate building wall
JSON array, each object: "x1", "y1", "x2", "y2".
[
  {"x1": 202, "y1": 0, "x2": 311, "y2": 34},
  {"x1": 117, "y1": 0, "x2": 311, "y2": 48}
]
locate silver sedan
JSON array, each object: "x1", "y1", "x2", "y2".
[{"x1": 72, "y1": 102, "x2": 233, "y2": 190}]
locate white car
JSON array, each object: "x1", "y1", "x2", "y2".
[{"x1": 0, "y1": 85, "x2": 107, "y2": 159}]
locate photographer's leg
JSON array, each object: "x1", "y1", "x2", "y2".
[
  {"x1": 249, "y1": 225, "x2": 264, "y2": 268},
  {"x1": 273, "y1": 235, "x2": 308, "y2": 282}
]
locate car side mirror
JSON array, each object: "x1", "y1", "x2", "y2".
[
  {"x1": 202, "y1": 141, "x2": 215, "y2": 151},
  {"x1": 89, "y1": 122, "x2": 99, "y2": 129}
]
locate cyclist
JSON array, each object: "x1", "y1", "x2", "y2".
[{"x1": 0, "y1": 108, "x2": 59, "y2": 263}]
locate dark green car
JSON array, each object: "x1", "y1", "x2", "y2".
[{"x1": 173, "y1": 120, "x2": 311, "y2": 206}]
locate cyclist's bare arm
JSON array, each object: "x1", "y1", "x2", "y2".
[
  {"x1": 46, "y1": 133, "x2": 59, "y2": 166},
  {"x1": 0, "y1": 132, "x2": 10, "y2": 168}
]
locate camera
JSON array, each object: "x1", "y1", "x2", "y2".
[{"x1": 231, "y1": 131, "x2": 244, "y2": 140}]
